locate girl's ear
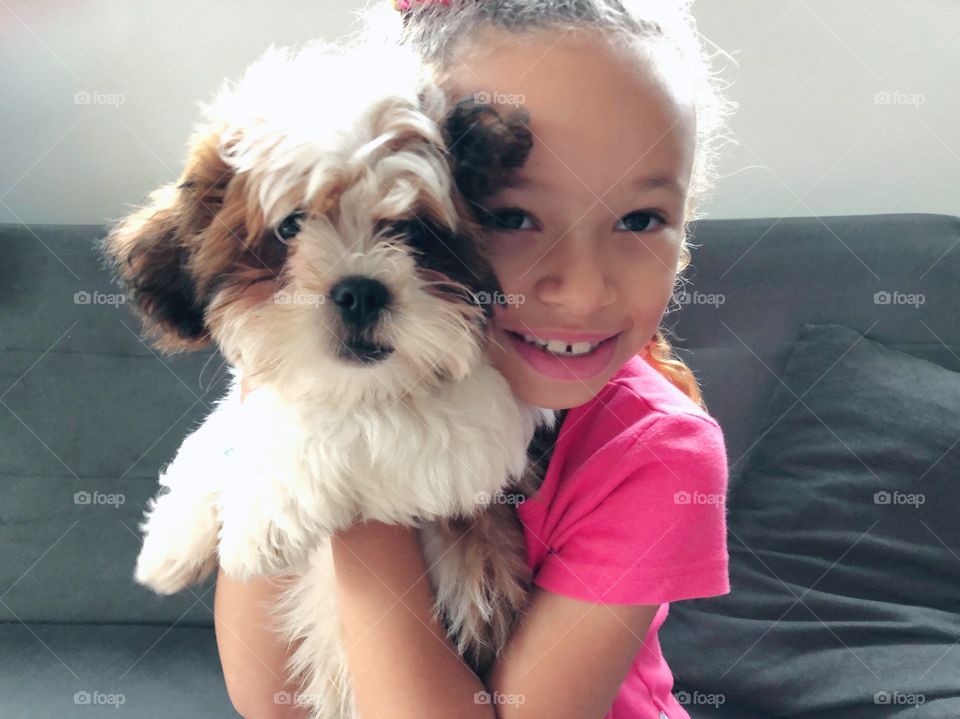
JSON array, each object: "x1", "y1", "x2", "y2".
[
  {"x1": 99, "y1": 128, "x2": 235, "y2": 354},
  {"x1": 442, "y1": 96, "x2": 534, "y2": 208}
]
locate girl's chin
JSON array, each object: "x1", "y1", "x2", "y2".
[
  {"x1": 511, "y1": 370, "x2": 606, "y2": 410},
  {"x1": 495, "y1": 348, "x2": 626, "y2": 410}
]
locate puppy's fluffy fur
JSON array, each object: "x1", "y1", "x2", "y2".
[{"x1": 101, "y1": 37, "x2": 560, "y2": 717}]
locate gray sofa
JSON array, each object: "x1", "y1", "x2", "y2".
[{"x1": 2, "y1": 213, "x2": 958, "y2": 718}]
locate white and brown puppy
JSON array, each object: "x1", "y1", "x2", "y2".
[{"x1": 101, "y1": 38, "x2": 561, "y2": 717}]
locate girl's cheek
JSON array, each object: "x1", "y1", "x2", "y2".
[{"x1": 486, "y1": 237, "x2": 530, "y2": 294}]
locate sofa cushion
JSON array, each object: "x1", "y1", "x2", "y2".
[
  {"x1": 0, "y1": 623, "x2": 236, "y2": 718},
  {"x1": 661, "y1": 322, "x2": 960, "y2": 717}
]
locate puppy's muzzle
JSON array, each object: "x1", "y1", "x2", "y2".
[{"x1": 330, "y1": 275, "x2": 394, "y2": 365}]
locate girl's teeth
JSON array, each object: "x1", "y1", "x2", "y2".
[{"x1": 520, "y1": 333, "x2": 601, "y2": 356}]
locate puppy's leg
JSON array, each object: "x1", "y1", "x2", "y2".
[
  {"x1": 216, "y1": 452, "x2": 327, "y2": 580},
  {"x1": 267, "y1": 544, "x2": 361, "y2": 719},
  {"x1": 135, "y1": 442, "x2": 223, "y2": 595},
  {"x1": 216, "y1": 479, "x2": 310, "y2": 581},
  {"x1": 420, "y1": 502, "x2": 532, "y2": 682},
  {"x1": 216, "y1": 389, "x2": 355, "y2": 580},
  {"x1": 420, "y1": 415, "x2": 560, "y2": 680},
  {"x1": 134, "y1": 384, "x2": 253, "y2": 594}
]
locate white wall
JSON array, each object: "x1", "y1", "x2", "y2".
[
  {"x1": 695, "y1": 0, "x2": 959, "y2": 220},
  {"x1": 0, "y1": 0, "x2": 956, "y2": 225}
]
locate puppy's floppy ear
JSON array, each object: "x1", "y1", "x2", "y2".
[
  {"x1": 442, "y1": 96, "x2": 534, "y2": 211},
  {"x1": 99, "y1": 128, "x2": 234, "y2": 354}
]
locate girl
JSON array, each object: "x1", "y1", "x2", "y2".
[{"x1": 215, "y1": 1, "x2": 737, "y2": 717}]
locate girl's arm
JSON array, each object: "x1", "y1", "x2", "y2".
[
  {"x1": 487, "y1": 585, "x2": 659, "y2": 718},
  {"x1": 333, "y1": 520, "x2": 659, "y2": 719},
  {"x1": 215, "y1": 569, "x2": 310, "y2": 719},
  {"x1": 332, "y1": 520, "x2": 493, "y2": 718}
]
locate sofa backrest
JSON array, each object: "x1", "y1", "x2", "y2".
[
  {"x1": 1, "y1": 223, "x2": 229, "y2": 627},
  {"x1": 1, "y1": 213, "x2": 958, "y2": 625},
  {"x1": 666, "y1": 213, "x2": 960, "y2": 480}
]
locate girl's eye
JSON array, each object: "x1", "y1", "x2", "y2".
[
  {"x1": 617, "y1": 211, "x2": 668, "y2": 233},
  {"x1": 482, "y1": 208, "x2": 536, "y2": 232},
  {"x1": 274, "y1": 210, "x2": 306, "y2": 244},
  {"x1": 478, "y1": 207, "x2": 668, "y2": 234}
]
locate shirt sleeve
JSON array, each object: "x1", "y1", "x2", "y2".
[{"x1": 532, "y1": 412, "x2": 731, "y2": 605}]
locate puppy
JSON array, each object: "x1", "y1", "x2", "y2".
[{"x1": 100, "y1": 37, "x2": 560, "y2": 717}]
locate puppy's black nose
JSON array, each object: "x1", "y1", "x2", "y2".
[{"x1": 329, "y1": 276, "x2": 390, "y2": 329}]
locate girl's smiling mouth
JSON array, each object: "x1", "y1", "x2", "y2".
[{"x1": 502, "y1": 328, "x2": 623, "y2": 381}]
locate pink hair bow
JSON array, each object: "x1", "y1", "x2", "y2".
[{"x1": 392, "y1": 0, "x2": 451, "y2": 11}]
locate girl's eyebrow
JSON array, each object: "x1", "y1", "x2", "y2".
[
  {"x1": 631, "y1": 174, "x2": 685, "y2": 199},
  {"x1": 502, "y1": 172, "x2": 685, "y2": 198}
]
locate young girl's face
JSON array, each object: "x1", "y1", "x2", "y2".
[{"x1": 448, "y1": 29, "x2": 697, "y2": 410}]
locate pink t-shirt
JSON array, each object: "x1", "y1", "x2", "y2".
[{"x1": 517, "y1": 353, "x2": 731, "y2": 719}]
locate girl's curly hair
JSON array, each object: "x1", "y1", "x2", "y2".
[{"x1": 354, "y1": 0, "x2": 738, "y2": 410}]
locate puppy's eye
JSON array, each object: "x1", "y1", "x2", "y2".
[
  {"x1": 274, "y1": 211, "x2": 306, "y2": 244},
  {"x1": 374, "y1": 218, "x2": 410, "y2": 238}
]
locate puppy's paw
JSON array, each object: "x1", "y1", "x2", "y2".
[
  {"x1": 134, "y1": 538, "x2": 216, "y2": 595},
  {"x1": 133, "y1": 490, "x2": 220, "y2": 595},
  {"x1": 217, "y1": 524, "x2": 272, "y2": 581},
  {"x1": 217, "y1": 515, "x2": 311, "y2": 580}
]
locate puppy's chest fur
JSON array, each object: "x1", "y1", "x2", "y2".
[{"x1": 229, "y1": 363, "x2": 544, "y2": 532}]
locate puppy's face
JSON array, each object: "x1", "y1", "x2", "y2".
[{"x1": 101, "y1": 42, "x2": 532, "y2": 402}]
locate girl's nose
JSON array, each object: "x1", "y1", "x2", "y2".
[{"x1": 532, "y1": 232, "x2": 616, "y2": 315}]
